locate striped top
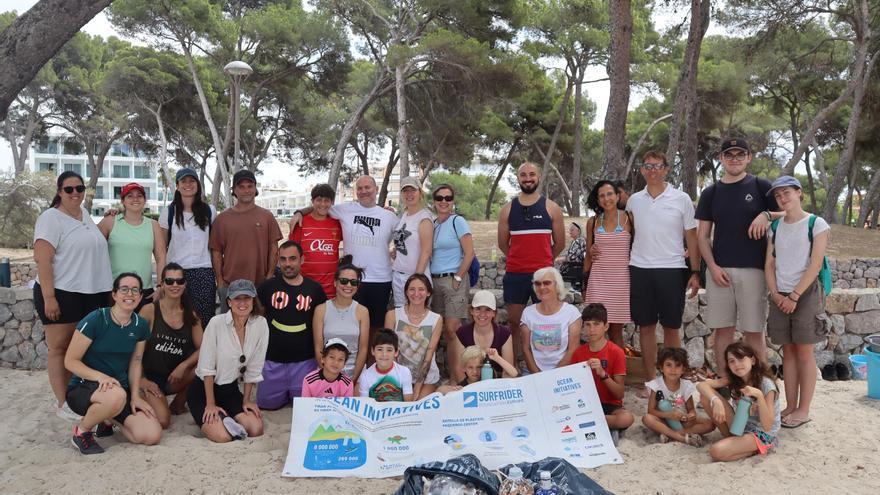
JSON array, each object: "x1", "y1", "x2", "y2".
[
  {"x1": 584, "y1": 214, "x2": 632, "y2": 324},
  {"x1": 507, "y1": 196, "x2": 553, "y2": 273},
  {"x1": 289, "y1": 214, "x2": 342, "y2": 298},
  {"x1": 301, "y1": 368, "x2": 354, "y2": 398}
]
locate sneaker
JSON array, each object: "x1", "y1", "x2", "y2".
[
  {"x1": 71, "y1": 430, "x2": 105, "y2": 455},
  {"x1": 835, "y1": 362, "x2": 851, "y2": 381},
  {"x1": 222, "y1": 415, "x2": 248, "y2": 440},
  {"x1": 821, "y1": 364, "x2": 837, "y2": 381},
  {"x1": 56, "y1": 402, "x2": 82, "y2": 422},
  {"x1": 95, "y1": 421, "x2": 114, "y2": 438}
]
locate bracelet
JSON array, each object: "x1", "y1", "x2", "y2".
[
  {"x1": 763, "y1": 211, "x2": 772, "y2": 222},
  {"x1": 787, "y1": 294, "x2": 799, "y2": 302},
  {"x1": 791, "y1": 289, "x2": 801, "y2": 296},
  {"x1": 709, "y1": 396, "x2": 718, "y2": 407},
  {"x1": 601, "y1": 374, "x2": 610, "y2": 380}
]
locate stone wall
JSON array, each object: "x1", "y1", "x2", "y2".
[
  {"x1": 830, "y1": 258, "x2": 880, "y2": 289},
  {"x1": 7, "y1": 262, "x2": 38, "y2": 288},
  {"x1": 0, "y1": 288, "x2": 46, "y2": 370}
]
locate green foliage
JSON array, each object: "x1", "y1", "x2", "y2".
[
  {"x1": 0, "y1": 172, "x2": 57, "y2": 248},
  {"x1": 425, "y1": 172, "x2": 508, "y2": 220}
]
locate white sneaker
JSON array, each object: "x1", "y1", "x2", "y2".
[
  {"x1": 222, "y1": 415, "x2": 248, "y2": 440},
  {"x1": 56, "y1": 402, "x2": 82, "y2": 422}
]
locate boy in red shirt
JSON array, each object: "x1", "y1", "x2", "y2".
[
  {"x1": 571, "y1": 303, "x2": 635, "y2": 444},
  {"x1": 301, "y1": 338, "x2": 354, "y2": 398},
  {"x1": 289, "y1": 184, "x2": 342, "y2": 298}
]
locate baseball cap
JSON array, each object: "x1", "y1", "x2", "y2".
[
  {"x1": 766, "y1": 175, "x2": 802, "y2": 197},
  {"x1": 324, "y1": 338, "x2": 351, "y2": 354},
  {"x1": 720, "y1": 138, "x2": 750, "y2": 153},
  {"x1": 226, "y1": 279, "x2": 257, "y2": 299},
  {"x1": 233, "y1": 169, "x2": 257, "y2": 186},
  {"x1": 470, "y1": 290, "x2": 497, "y2": 310},
  {"x1": 175, "y1": 167, "x2": 199, "y2": 183},
  {"x1": 400, "y1": 176, "x2": 421, "y2": 191},
  {"x1": 120, "y1": 182, "x2": 145, "y2": 199}
]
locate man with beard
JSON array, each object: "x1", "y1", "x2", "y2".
[
  {"x1": 256, "y1": 241, "x2": 327, "y2": 409},
  {"x1": 498, "y1": 162, "x2": 566, "y2": 361},
  {"x1": 209, "y1": 169, "x2": 283, "y2": 312}
]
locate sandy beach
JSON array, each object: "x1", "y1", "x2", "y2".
[{"x1": 0, "y1": 368, "x2": 877, "y2": 495}]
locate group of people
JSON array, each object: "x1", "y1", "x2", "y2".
[{"x1": 34, "y1": 137, "x2": 828, "y2": 464}]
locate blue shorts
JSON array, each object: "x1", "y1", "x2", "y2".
[
  {"x1": 503, "y1": 272, "x2": 538, "y2": 306},
  {"x1": 255, "y1": 359, "x2": 317, "y2": 410}
]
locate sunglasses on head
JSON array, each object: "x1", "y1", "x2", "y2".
[
  {"x1": 62, "y1": 185, "x2": 86, "y2": 194},
  {"x1": 532, "y1": 280, "x2": 554, "y2": 287},
  {"x1": 337, "y1": 277, "x2": 360, "y2": 287},
  {"x1": 434, "y1": 195, "x2": 454, "y2": 202},
  {"x1": 163, "y1": 277, "x2": 186, "y2": 286}
]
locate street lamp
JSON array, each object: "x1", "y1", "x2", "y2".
[{"x1": 223, "y1": 60, "x2": 253, "y2": 174}]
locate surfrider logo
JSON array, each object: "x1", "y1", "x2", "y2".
[{"x1": 463, "y1": 392, "x2": 478, "y2": 408}]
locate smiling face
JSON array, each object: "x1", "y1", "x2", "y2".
[
  {"x1": 112, "y1": 275, "x2": 143, "y2": 312},
  {"x1": 470, "y1": 306, "x2": 495, "y2": 327},
  {"x1": 322, "y1": 348, "x2": 348, "y2": 377},
  {"x1": 640, "y1": 157, "x2": 669, "y2": 185},
  {"x1": 517, "y1": 163, "x2": 540, "y2": 194},
  {"x1": 405, "y1": 278, "x2": 430, "y2": 307},
  {"x1": 162, "y1": 268, "x2": 186, "y2": 300},
  {"x1": 122, "y1": 188, "x2": 145, "y2": 214},
  {"x1": 773, "y1": 186, "x2": 803, "y2": 212},
  {"x1": 233, "y1": 179, "x2": 257, "y2": 204},
  {"x1": 176, "y1": 176, "x2": 200, "y2": 199},
  {"x1": 596, "y1": 183, "x2": 618, "y2": 212},
  {"x1": 719, "y1": 148, "x2": 751, "y2": 178},
  {"x1": 59, "y1": 176, "x2": 85, "y2": 209},
  {"x1": 229, "y1": 295, "x2": 254, "y2": 318},
  {"x1": 372, "y1": 343, "x2": 398, "y2": 370},
  {"x1": 278, "y1": 245, "x2": 302, "y2": 280},
  {"x1": 726, "y1": 351, "x2": 756, "y2": 379},
  {"x1": 532, "y1": 274, "x2": 558, "y2": 302},
  {"x1": 355, "y1": 176, "x2": 378, "y2": 207},
  {"x1": 334, "y1": 268, "x2": 360, "y2": 300},
  {"x1": 432, "y1": 187, "x2": 454, "y2": 215},
  {"x1": 464, "y1": 357, "x2": 482, "y2": 383}
]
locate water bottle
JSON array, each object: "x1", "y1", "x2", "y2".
[
  {"x1": 534, "y1": 470, "x2": 559, "y2": 495},
  {"x1": 499, "y1": 466, "x2": 534, "y2": 495},
  {"x1": 0, "y1": 257, "x2": 10, "y2": 288},
  {"x1": 655, "y1": 391, "x2": 683, "y2": 430},
  {"x1": 729, "y1": 397, "x2": 754, "y2": 436},
  {"x1": 481, "y1": 358, "x2": 494, "y2": 381}
]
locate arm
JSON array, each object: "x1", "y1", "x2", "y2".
[
  {"x1": 290, "y1": 207, "x2": 314, "y2": 230},
  {"x1": 169, "y1": 316, "x2": 203, "y2": 384},
  {"x1": 698, "y1": 220, "x2": 729, "y2": 287},
  {"x1": 741, "y1": 385, "x2": 776, "y2": 432},
  {"x1": 96, "y1": 215, "x2": 113, "y2": 239},
  {"x1": 416, "y1": 217, "x2": 433, "y2": 274},
  {"x1": 765, "y1": 238, "x2": 788, "y2": 313},
  {"x1": 312, "y1": 303, "x2": 326, "y2": 363},
  {"x1": 500, "y1": 335, "x2": 516, "y2": 378},
  {"x1": 697, "y1": 377, "x2": 732, "y2": 424},
  {"x1": 497, "y1": 203, "x2": 511, "y2": 255},
  {"x1": 582, "y1": 218, "x2": 594, "y2": 273},
  {"x1": 548, "y1": 200, "x2": 566, "y2": 259},
  {"x1": 64, "y1": 331, "x2": 119, "y2": 389},
  {"x1": 138, "y1": 303, "x2": 155, "y2": 329},
  {"x1": 413, "y1": 319, "x2": 443, "y2": 396},
  {"x1": 383, "y1": 309, "x2": 396, "y2": 331},
  {"x1": 646, "y1": 390, "x2": 682, "y2": 420},
  {"x1": 487, "y1": 348, "x2": 518, "y2": 378},
  {"x1": 242, "y1": 382, "x2": 261, "y2": 418},
  {"x1": 790, "y1": 230, "x2": 829, "y2": 298},
  {"x1": 455, "y1": 233, "x2": 474, "y2": 288},
  {"x1": 34, "y1": 240, "x2": 60, "y2": 321},
  {"x1": 210, "y1": 249, "x2": 225, "y2": 288},
  {"x1": 684, "y1": 227, "x2": 700, "y2": 298},
  {"x1": 128, "y1": 340, "x2": 155, "y2": 417},
  {"x1": 448, "y1": 331, "x2": 465, "y2": 383},
  {"x1": 202, "y1": 375, "x2": 224, "y2": 423},
  {"x1": 749, "y1": 210, "x2": 786, "y2": 240},
  {"x1": 266, "y1": 242, "x2": 279, "y2": 281},
  {"x1": 352, "y1": 306, "x2": 371, "y2": 384},
  {"x1": 555, "y1": 319, "x2": 581, "y2": 368},
  {"x1": 151, "y1": 219, "x2": 167, "y2": 286},
  {"x1": 520, "y1": 324, "x2": 540, "y2": 374}
]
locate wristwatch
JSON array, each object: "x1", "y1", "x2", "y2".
[{"x1": 453, "y1": 274, "x2": 462, "y2": 282}]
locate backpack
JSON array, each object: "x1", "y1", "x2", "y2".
[
  {"x1": 770, "y1": 214, "x2": 832, "y2": 296},
  {"x1": 166, "y1": 203, "x2": 213, "y2": 247},
  {"x1": 448, "y1": 214, "x2": 480, "y2": 287}
]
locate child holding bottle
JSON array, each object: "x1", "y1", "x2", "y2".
[
  {"x1": 642, "y1": 347, "x2": 715, "y2": 446},
  {"x1": 459, "y1": 345, "x2": 519, "y2": 386}
]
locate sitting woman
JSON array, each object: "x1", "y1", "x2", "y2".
[
  {"x1": 449, "y1": 290, "x2": 515, "y2": 383},
  {"x1": 188, "y1": 279, "x2": 269, "y2": 443},
  {"x1": 558, "y1": 222, "x2": 586, "y2": 291},
  {"x1": 139, "y1": 263, "x2": 203, "y2": 428},
  {"x1": 64, "y1": 272, "x2": 162, "y2": 455},
  {"x1": 521, "y1": 267, "x2": 582, "y2": 374}
]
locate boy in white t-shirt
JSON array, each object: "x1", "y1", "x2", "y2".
[{"x1": 358, "y1": 329, "x2": 413, "y2": 402}]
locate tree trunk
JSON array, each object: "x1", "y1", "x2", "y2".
[
  {"x1": 681, "y1": 88, "x2": 701, "y2": 198},
  {"x1": 485, "y1": 141, "x2": 519, "y2": 220},
  {"x1": 538, "y1": 79, "x2": 574, "y2": 194},
  {"x1": 0, "y1": 0, "x2": 112, "y2": 120},
  {"x1": 803, "y1": 149, "x2": 817, "y2": 213},
  {"x1": 627, "y1": 113, "x2": 673, "y2": 171},
  {"x1": 395, "y1": 64, "x2": 410, "y2": 178},
  {"x1": 601, "y1": 0, "x2": 632, "y2": 180},
  {"x1": 857, "y1": 170, "x2": 880, "y2": 228},
  {"x1": 571, "y1": 64, "x2": 585, "y2": 216},
  {"x1": 377, "y1": 139, "x2": 399, "y2": 208}
]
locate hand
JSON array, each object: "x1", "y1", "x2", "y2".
[
  {"x1": 687, "y1": 274, "x2": 700, "y2": 298},
  {"x1": 141, "y1": 379, "x2": 163, "y2": 398},
  {"x1": 452, "y1": 279, "x2": 461, "y2": 290},
  {"x1": 711, "y1": 396, "x2": 727, "y2": 424},
  {"x1": 709, "y1": 265, "x2": 731, "y2": 287},
  {"x1": 486, "y1": 348, "x2": 500, "y2": 361},
  {"x1": 43, "y1": 294, "x2": 61, "y2": 321},
  {"x1": 168, "y1": 363, "x2": 187, "y2": 385},
  {"x1": 779, "y1": 296, "x2": 797, "y2": 314},
  {"x1": 389, "y1": 247, "x2": 396, "y2": 260},
  {"x1": 131, "y1": 396, "x2": 156, "y2": 418},
  {"x1": 242, "y1": 401, "x2": 262, "y2": 419},
  {"x1": 589, "y1": 244, "x2": 601, "y2": 261},
  {"x1": 153, "y1": 285, "x2": 163, "y2": 301},
  {"x1": 740, "y1": 385, "x2": 764, "y2": 400},
  {"x1": 748, "y1": 212, "x2": 770, "y2": 240},
  {"x1": 682, "y1": 411, "x2": 696, "y2": 423},
  {"x1": 587, "y1": 358, "x2": 604, "y2": 374},
  {"x1": 290, "y1": 212, "x2": 303, "y2": 229},
  {"x1": 203, "y1": 404, "x2": 226, "y2": 424},
  {"x1": 97, "y1": 374, "x2": 121, "y2": 392},
  {"x1": 103, "y1": 208, "x2": 119, "y2": 217}
]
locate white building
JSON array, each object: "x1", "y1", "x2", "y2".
[{"x1": 30, "y1": 134, "x2": 162, "y2": 216}]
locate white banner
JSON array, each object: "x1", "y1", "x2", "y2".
[{"x1": 282, "y1": 363, "x2": 623, "y2": 478}]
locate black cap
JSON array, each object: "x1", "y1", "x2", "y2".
[
  {"x1": 232, "y1": 169, "x2": 257, "y2": 186},
  {"x1": 720, "y1": 138, "x2": 750, "y2": 153}
]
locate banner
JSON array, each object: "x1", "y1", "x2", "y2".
[{"x1": 282, "y1": 363, "x2": 623, "y2": 478}]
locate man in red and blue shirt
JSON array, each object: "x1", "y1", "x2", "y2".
[{"x1": 289, "y1": 184, "x2": 342, "y2": 298}]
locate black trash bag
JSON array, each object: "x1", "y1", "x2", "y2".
[
  {"x1": 395, "y1": 454, "x2": 501, "y2": 495},
  {"x1": 500, "y1": 457, "x2": 613, "y2": 495}
]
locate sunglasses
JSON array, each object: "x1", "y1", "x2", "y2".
[
  {"x1": 532, "y1": 280, "x2": 554, "y2": 287},
  {"x1": 434, "y1": 195, "x2": 454, "y2": 202},
  {"x1": 239, "y1": 355, "x2": 246, "y2": 375},
  {"x1": 641, "y1": 163, "x2": 666, "y2": 171},
  {"x1": 163, "y1": 277, "x2": 186, "y2": 286},
  {"x1": 116, "y1": 286, "x2": 141, "y2": 295},
  {"x1": 337, "y1": 277, "x2": 360, "y2": 287},
  {"x1": 722, "y1": 151, "x2": 748, "y2": 160},
  {"x1": 521, "y1": 205, "x2": 533, "y2": 222},
  {"x1": 62, "y1": 185, "x2": 86, "y2": 194}
]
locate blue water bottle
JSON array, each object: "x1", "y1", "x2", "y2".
[
  {"x1": 481, "y1": 359, "x2": 494, "y2": 381},
  {"x1": 535, "y1": 470, "x2": 559, "y2": 495},
  {"x1": 655, "y1": 391, "x2": 683, "y2": 431},
  {"x1": 729, "y1": 397, "x2": 753, "y2": 436}
]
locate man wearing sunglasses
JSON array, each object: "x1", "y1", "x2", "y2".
[
  {"x1": 497, "y1": 162, "x2": 566, "y2": 361},
  {"x1": 696, "y1": 138, "x2": 782, "y2": 375},
  {"x1": 255, "y1": 240, "x2": 327, "y2": 409}
]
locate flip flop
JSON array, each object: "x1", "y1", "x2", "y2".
[{"x1": 781, "y1": 417, "x2": 811, "y2": 429}]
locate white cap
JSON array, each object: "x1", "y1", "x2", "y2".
[
  {"x1": 470, "y1": 290, "x2": 497, "y2": 310},
  {"x1": 324, "y1": 338, "x2": 350, "y2": 353}
]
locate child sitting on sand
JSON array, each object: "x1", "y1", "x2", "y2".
[
  {"x1": 459, "y1": 345, "x2": 518, "y2": 386},
  {"x1": 358, "y1": 329, "x2": 413, "y2": 402},
  {"x1": 642, "y1": 347, "x2": 715, "y2": 446},
  {"x1": 697, "y1": 342, "x2": 781, "y2": 461},
  {"x1": 571, "y1": 303, "x2": 635, "y2": 445},
  {"x1": 301, "y1": 338, "x2": 354, "y2": 398}
]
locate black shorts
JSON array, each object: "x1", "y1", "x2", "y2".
[
  {"x1": 144, "y1": 371, "x2": 173, "y2": 395},
  {"x1": 503, "y1": 272, "x2": 538, "y2": 306},
  {"x1": 353, "y1": 281, "x2": 392, "y2": 327},
  {"x1": 629, "y1": 266, "x2": 687, "y2": 328},
  {"x1": 66, "y1": 379, "x2": 133, "y2": 424},
  {"x1": 34, "y1": 283, "x2": 110, "y2": 325},
  {"x1": 187, "y1": 376, "x2": 245, "y2": 427},
  {"x1": 602, "y1": 403, "x2": 623, "y2": 416}
]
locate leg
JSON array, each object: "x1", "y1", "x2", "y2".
[
  {"x1": 787, "y1": 343, "x2": 817, "y2": 422},
  {"x1": 608, "y1": 323, "x2": 624, "y2": 349},
  {"x1": 233, "y1": 411, "x2": 264, "y2": 438},
  {"x1": 708, "y1": 435, "x2": 759, "y2": 462},
  {"x1": 45, "y1": 323, "x2": 77, "y2": 407},
  {"x1": 140, "y1": 385, "x2": 171, "y2": 429},
  {"x1": 780, "y1": 343, "x2": 799, "y2": 418},
  {"x1": 443, "y1": 316, "x2": 462, "y2": 378},
  {"x1": 699, "y1": 390, "x2": 735, "y2": 436},
  {"x1": 201, "y1": 421, "x2": 233, "y2": 443},
  {"x1": 682, "y1": 417, "x2": 716, "y2": 435},
  {"x1": 642, "y1": 413, "x2": 687, "y2": 443},
  {"x1": 606, "y1": 408, "x2": 635, "y2": 430},
  {"x1": 79, "y1": 387, "x2": 127, "y2": 431},
  {"x1": 255, "y1": 361, "x2": 292, "y2": 410},
  {"x1": 639, "y1": 325, "x2": 658, "y2": 384},
  {"x1": 167, "y1": 369, "x2": 196, "y2": 415},
  {"x1": 744, "y1": 331, "x2": 767, "y2": 365},
  {"x1": 507, "y1": 303, "x2": 525, "y2": 360},
  {"x1": 662, "y1": 326, "x2": 681, "y2": 349},
  {"x1": 417, "y1": 383, "x2": 438, "y2": 400},
  {"x1": 120, "y1": 412, "x2": 163, "y2": 445},
  {"x1": 713, "y1": 327, "x2": 736, "y2": 379}
]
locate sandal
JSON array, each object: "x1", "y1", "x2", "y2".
[
  {"x1": 659, "y1": 434, "x2": 670, "y2": 444},
  {"x1": 684, "y1": 433, "x2": 703, "y2": 447}
]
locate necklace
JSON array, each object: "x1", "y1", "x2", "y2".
[
  {"x1": 405, "y1": 305, "x2": 428, "y2": 322},
  {"x1": 109, "y1": 306, "x2": 131, "y2": 327},
  {"x1": 331, "y1": 299, "x2": 352, "y2": 319}
]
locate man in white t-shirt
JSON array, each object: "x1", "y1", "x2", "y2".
[
  {"x1": 626, "y1": 150, "x2": 701, "y2": 394},
  {"x1": 293, "y1": 175, "x2": 397, "y2": 328}
]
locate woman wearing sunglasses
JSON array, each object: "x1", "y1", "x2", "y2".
[
  {"x1": 64, "y1": 273, "x2": 162, "y2": 455},
  {"x1": 429, "y1": 183, "x2": 474, "y2": 378},
  {"x1": 98, "y1": 182, "x2": 166, "y2": 311},
  {"x1": 312, "y1": 263, "x2": 370, "y2": 384},
  {"x1": 188, "y1": 279, "x2": 268, "y2": 442},
  {"x1": 138, "y1": 263, "x2": 203, "y2": 427},
  {"x1": 520, "y1": 267, "x2": 582, "y2": 374},
  {"x1": 34, "y1": 171, "x2": 113, "y2": 421}
]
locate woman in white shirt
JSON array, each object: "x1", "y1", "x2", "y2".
[
  {"x1": 188, "y1": 279, "x2": 269, "y2": 443},
  {"x1": 521, "y1": 267, "x2": 582, "y2": 373},
  {"x1": 391, "y1": 176, "x2": 433, "y2": 307}
]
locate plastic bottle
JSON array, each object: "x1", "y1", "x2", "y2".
[
  {"x1": 655, "y1": 391, "x2": 683, "y2": 431},
  {"x1": 481, "y1": 358, "x2": 494, "y2": 381},
  {"x1": 534, "y1": 471, "x2": 559, "y2": 495},
  {"x1": 499, "y1": 466, "x2": 533, "y2": 495},
  {"x1": 729, "y1": 397, "x2": 753, "y2": 436}
]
